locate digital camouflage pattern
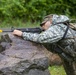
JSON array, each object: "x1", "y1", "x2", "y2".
[
  {"x1": 22, "y1": 14, "x2": 70, "y2": 43},
  {"x1": 22, "y1": 14, "x2": 76, "y2": 61}
]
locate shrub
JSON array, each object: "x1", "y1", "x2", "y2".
[{"x1": 0, "y1": 0, "x2": 76, "y2": 22}]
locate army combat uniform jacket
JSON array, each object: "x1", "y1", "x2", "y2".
[{"x1": 22, "y1": 15, "x2": 76, "y2": 61}]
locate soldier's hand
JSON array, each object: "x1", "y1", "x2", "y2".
[{"x1": 12, "y1": 30, "x2": 22, "y2": 37}]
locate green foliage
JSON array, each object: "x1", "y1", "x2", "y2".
[
  {"x1": 0, "y1": 0, "x2": 76, "y2": 22},
  {"x1": 48, "y1": 66, "x2": 66, "y2": 75}
]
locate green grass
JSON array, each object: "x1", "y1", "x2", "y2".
[
  {"x1": 48, "y1": 66, "x2": 66, "y2": 75},
  {"x1": 0, "y1": 19, "x2": 40, "y2": 28}
]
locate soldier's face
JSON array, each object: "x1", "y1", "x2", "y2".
[{"x1": 42, "y1": 21, "x2": 52, "y2": 30}]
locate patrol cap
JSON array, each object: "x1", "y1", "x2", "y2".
[{"x1": 40, "y1": 14, "x2": 53, "y2": 26}]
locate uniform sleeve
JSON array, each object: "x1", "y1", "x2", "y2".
[{"x1": 22, "y1": 24, "x2": 67, "y2": 43}]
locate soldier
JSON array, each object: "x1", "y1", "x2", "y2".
[{"x1": 13, "y1": 14, "x2": 76, "y2": 62}]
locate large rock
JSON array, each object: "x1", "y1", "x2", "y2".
[{"x1": 0, "y1": 34, "x2": 50, "y2": 75}]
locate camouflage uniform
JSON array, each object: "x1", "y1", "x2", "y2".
[
  {"x1": 22, "y1": 14, "x2": 76, "y2": 61},
  {"x1": 22, "y1": 14, "x2": 72, "y2": 43}
]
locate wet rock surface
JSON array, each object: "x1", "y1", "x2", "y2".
[{"x1": 0, "y1": 33, "x2": 50, "y2": 75}]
